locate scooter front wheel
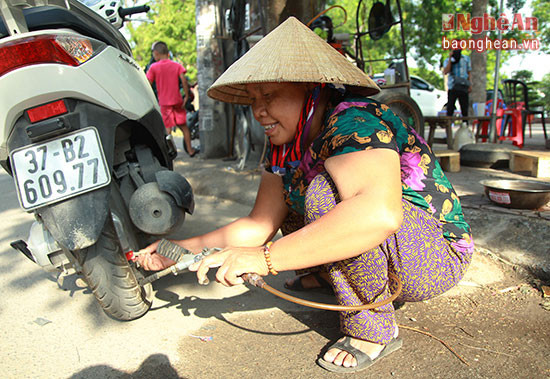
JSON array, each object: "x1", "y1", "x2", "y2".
[{"x1": 75, "y1": 216, "x2": 152, "y2": 321}]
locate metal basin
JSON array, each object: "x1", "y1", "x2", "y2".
[{"x1": 480, "y1": 179, "x2": 550, "y2": 210}]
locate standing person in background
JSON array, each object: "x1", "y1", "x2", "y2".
[
  {"x1": 146, "y1": 41, "x2": 198, "y2": 157},
  {"x1": 443, "y1": 49, "x2": 471, "y2": 118}
]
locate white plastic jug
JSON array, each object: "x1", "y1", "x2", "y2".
[
  {"x1": 384, "y1": 68, "x2": 396, "y2": 85},
  {"x1": 452, "y1": 122, "x2": 475, "y2": 151}
]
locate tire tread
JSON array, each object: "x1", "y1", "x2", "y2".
[{"x1": 77, "y1": 218, "x2": 151, "y2": 321}]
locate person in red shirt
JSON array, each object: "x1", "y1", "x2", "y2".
[{"x1": 146, "y1": 42, "x2": 198, "y2": 157}]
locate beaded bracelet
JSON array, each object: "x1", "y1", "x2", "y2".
[{"x1": 263, "y1": 241, "x2": 278, "y2": 275}]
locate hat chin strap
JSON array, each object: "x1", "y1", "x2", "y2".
[{"x1": 269, "y1": 84, "x2": 325, "y2": 176}]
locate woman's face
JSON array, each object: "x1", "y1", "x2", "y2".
[{"x1": 245, "y1": 82, "x2": 310, "y2": 145}]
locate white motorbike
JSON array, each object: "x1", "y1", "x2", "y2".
[{"x1": 0, "y1": 0, "x2": 194, "y2": 320}]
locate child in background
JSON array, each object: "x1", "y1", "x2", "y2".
[{"x1": 146, "y1": 41, "x2": 198, "y2": 157}]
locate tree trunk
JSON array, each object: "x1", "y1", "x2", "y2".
[
  {"x1": 266, "y1": 0, "x2": 325, "y2": 32},
  {"x1": 470, "y1": 0, "x2": 489, "y2": 111},
  {"x1": 195, "y1": 0, "x2": 326, "y2": 158}
]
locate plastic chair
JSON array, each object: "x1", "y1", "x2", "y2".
[
  {"x1": 474, "y1": 98, "x2": 505, "y2": 143},
  {"x1": 500, "y1": 107, "x2": 524, "y2": 148},
  {"x1": 502, "y1": 79, "x2": 548, "y2": 141}
]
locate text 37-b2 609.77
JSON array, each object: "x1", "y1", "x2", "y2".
[{"x1": 10, "y1": 127, "x2": 111, "y2": 210}]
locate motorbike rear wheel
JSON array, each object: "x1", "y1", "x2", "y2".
[
  {"x1": 375, "y1": 91, "x2": 425, "y2": 137},
  {"x1": 76, "y1": 217, "x2": 152, "y2": 321}
]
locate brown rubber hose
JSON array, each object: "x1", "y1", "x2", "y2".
[
  {"x1": 151, "y1": 240, "x2": 403, "y2": 311},
  {"x1": 242, "y1": 271, "x2": 402, "y2": 311}
]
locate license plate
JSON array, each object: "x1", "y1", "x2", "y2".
[{"x1": 10, "y1": 127, "x2": 111, "y2": 211}]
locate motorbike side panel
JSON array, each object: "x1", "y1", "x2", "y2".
[
  {"x1": 0, "y1": 57, "x2": 115, "y2": 159},
  {"x1": 0, "y1": 38, "x2": 157, "y2": 160},
  {"x1": 80, "y1": 46, "x2": 160, "y2": 120}
]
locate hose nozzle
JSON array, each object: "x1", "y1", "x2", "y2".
[
  {"x1": 241, "y1": 273, "x2": 265, "y2": 288},
  {"x1": 138, "y1": 239, "x2": 220, "y2": 286}
]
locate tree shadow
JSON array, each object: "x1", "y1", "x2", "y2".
[
  {"x1": 149, "y1": 272, "x2": 342, "y2": 342},
  {"x1": 69, "y1": 353, "x2": 185, "y2": 379}
]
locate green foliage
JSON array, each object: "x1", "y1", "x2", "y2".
[
  {"x1": 325, "y1": 0, "x2": 485, "y2": 73},
  {"x1": 326, "y1": 0, "x2": 542, "y2": 90},
  {"x1": 533, "y1": 0, "x2": 550, "y2": 53},
  {"x1": 506, "y1": 0, "x2": 526, "y2": 13},
  {"x1": 127, "y1": 0, "x2": 197, "y2": 82},
  {"x1": 404, "y1": 0, "x2": 473, "y2": 69},
  {"x1": 409, "y1": 67, "x2": 444, "y2": 90},
  {"x1": 538, "y1": 73, "x2": 550, "y2": 109},
  {"x1": 527, "y1": 82, "x2": 545, "y2": 108},
  {"x1": 123, "y1": 0, "x2": 544, "y2": 89},
  {"x1": 511, "y1": 69, "x2": 533, "y2": 83}
]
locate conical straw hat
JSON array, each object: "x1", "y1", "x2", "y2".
[{"x1": 207, "y1": 16, "x2": 380, "y2": 105}]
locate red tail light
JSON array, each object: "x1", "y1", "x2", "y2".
[
  {"x1": 0, "y1": 34, "x2": 102, "y2": 77},
  {"x1": 26, "y1": 100, "x2": 68, "y2": 123}
]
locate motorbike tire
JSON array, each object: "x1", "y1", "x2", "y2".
[
  {"x1": 375, "y1": 91, "x2": 425, "y2": 138},
  {"x1": 233, "y1": 106, "x2": 252, "y2": 171},
  {"x1": 76, "y1": 217, "x2": 152, "y2": 321}
]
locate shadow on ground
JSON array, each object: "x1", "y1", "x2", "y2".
[
  {"x1": 70, "y1": 354, "x2": 183, "y2": 379},
  {"x1": 168, "y1": 251, "x2": 550, "y2": 379}
]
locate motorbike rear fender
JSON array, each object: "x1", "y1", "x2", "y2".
[
  {"x1": 5, "y1": 101, "x2": 171, "y2": 250},
  {"x1": 24, "y1": 103, "x2": 121, "y2": 251},
  {"x1": 39, "y1": 186, "x2": 111, "y2": 251}
]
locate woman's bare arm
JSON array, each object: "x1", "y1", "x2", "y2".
[
  {"x1": 177, "y1": 170, "x2": 288, "y2": 251},
  {"x1": 267, "y1": 148, "x2": 403, "y2": 271},
  {"x1": 191, "y1": 148, "x2": 404, "y2": 285}
]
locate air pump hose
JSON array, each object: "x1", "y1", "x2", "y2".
[
  {"x1": 147, "y1": 239, "x2": 403, "y2": 312},
  {"x1": 242, "y1": 272, "x2": 402, "y2": 311}
]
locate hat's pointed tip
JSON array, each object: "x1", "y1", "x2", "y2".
[{"x1": 208, "y1": 16, "x2": 380, "y2": 104}]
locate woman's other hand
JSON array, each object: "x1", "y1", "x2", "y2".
[
  {"x1": 189, "y1": 246, "x2": 269, "y2": 287},
  {"x1": 136, "y1": 240, "x2": 176, "y2": 271}
]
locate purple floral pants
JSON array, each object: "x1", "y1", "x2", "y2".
[{"x1": 304, "y1": 173, "x2": 473, "y2": 344}]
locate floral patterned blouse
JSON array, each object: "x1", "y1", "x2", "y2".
[{"x1": 268, "y1": 95, "x2": 473, "y2": 252}]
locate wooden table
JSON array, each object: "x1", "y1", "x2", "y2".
[{"x1": 425, "y1": 116, "x2": 492, "y2": 148}]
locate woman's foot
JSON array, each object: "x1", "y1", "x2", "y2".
[
  {"x1": 321, "y1": 327, "x2": 399, "y2": 369},
  {"x1": 322, "y1": 337, "x2": 385, "y2": 368},
  {"x1": 284, "y1": 271, "x2": 332, "y2": 291}
]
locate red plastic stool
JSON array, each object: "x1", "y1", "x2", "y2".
[{"x1": 499, "y1": 108, "x2": 524, "y2": 148}]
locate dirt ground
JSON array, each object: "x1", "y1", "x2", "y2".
[
  {"x1": 125, "y1": 139, "x2": 550, "y2": 379},
  {"x1": 108, "y1": 249, "x2": 550, "y2": 379},
  {"x1": 65, "y1": 135, "x2": 549, "y2": 379}
]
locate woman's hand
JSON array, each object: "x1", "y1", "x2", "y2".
[
  {"x1": 189, "y1": 246, "x2": 269, "y2": 287},
  {"x1": 136, "y1": 240, "x2": 176, "y2": 271}
]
